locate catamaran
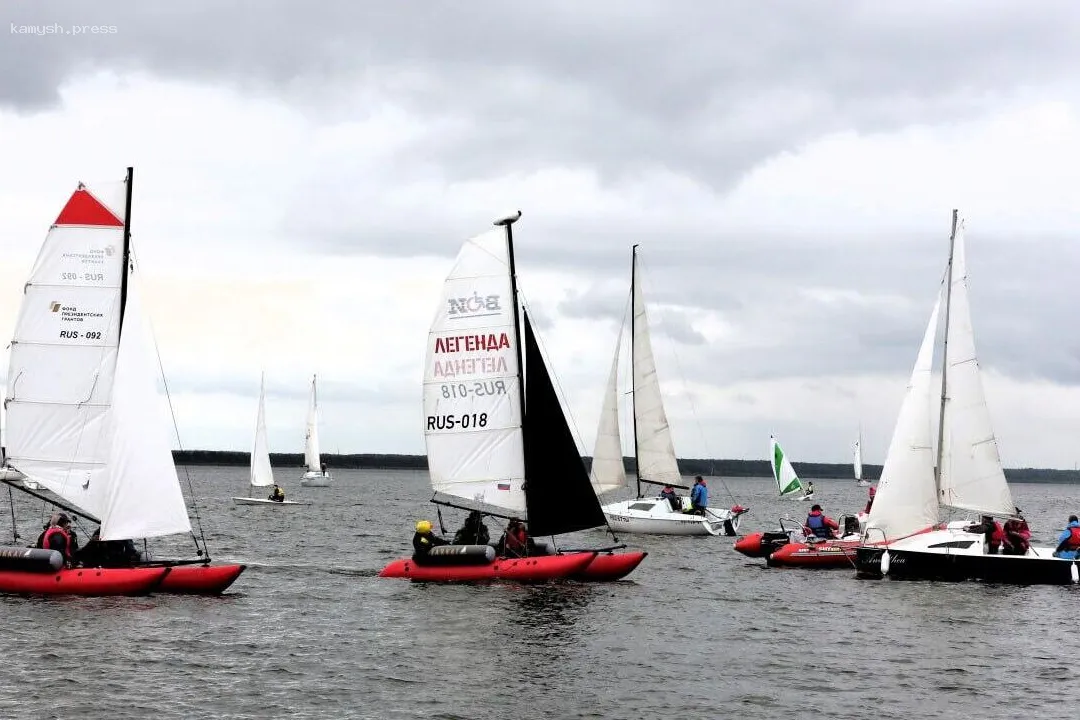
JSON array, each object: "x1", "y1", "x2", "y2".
[
  {"x1": 299, "y1": 375, "x2": 331, "y2": 487},
  {"x1": 233, "y1": 374, "x2": 304, "y2": 506},
  {"x1": 856, "y1": 211, "x2": 1078, "y2": 584},
  {"x1": 0, "y1": 169, "x2": 244, "y2": 595},
  {"x1": 594, "y1": 246, "x2": 746, "y2": 536},
  {"x1": 379, "y1": 212, "x2": 646, "y2": 582}
]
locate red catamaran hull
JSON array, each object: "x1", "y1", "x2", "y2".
[
  {"x1": 379, "y1": 552, "x2": 596, "y2": 582},
  {"x1": 0, "y1": 566, "x2": 171, "y2": 596},
  {"x1": 155, "y1": 564, "x2": 246, "y2": 594},
  {"x1": 767, "y1": 540, "x2": 860, "y2": 568},
  {"x1": 571, "y1": 551, "x2": 647, "y2": 581}
]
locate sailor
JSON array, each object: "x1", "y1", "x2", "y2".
[
  {"x1": 1053, "y1": 515, "x2": 1080, "y2": 559},
  {"x1": 320, "y1": 461, "x2": 328, "y2": 476},
  {"x1": 34, "y1": 512, "x2": 62, "y2": 549},
  {"x1": 805, "y1": 480, "x2": 815, "y2": 496},
  {"x1": 41, "y1": 513, "x2": 76, "y2": 566},
  {"x1": 1002, "y1": 510, "x2": 1031, "y2": 556},
  {"x1": 453, "y1": 510, "x2": 490, "y2": 545},
  {"x1": 864, "y1": 485, "x2": 877, "y2": 513},
  {"x1": 658, "y1": 485, "x2": 681, "y2": 512},
  {"x1": 965, "y1": 515, "x2": 1004, "y2": 554},
  {"x1": 689, "y1": 476, "x2": 708, "y2": 515},
  {"x1": 498, "y1": 518, "x2": 530, "y2": 558},
  {"x1": 268, "y1": 485, "x2": 286, "y2": 503},
  {"x1": 805, "y1": 504, "x2": 839, "y2": 539},
  {"x1": 412, "y1": 520, "x2": 449, "y2": 563}
]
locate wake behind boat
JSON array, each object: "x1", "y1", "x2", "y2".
[
  {"x1": 855, "y1": 211, "x2": 1076, "y2": 584},
  {"x1": 1, "y1": 169, "x2": 243, "y2": 596},
  {"x1": 595, "y1": 246, "x2": 745, "y2": 536},
  {"x1": 378, "y1": 212, "x2": 645, "y2": 583}
]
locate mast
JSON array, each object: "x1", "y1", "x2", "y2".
[
  {"x1": 495, "y1": 211, "x2": 526, "y2": 497},
  {"x1": 117, "y1": 166, "x2": 134, "y2": 336},
  {"x1": 934, "y1": 209, "x2": 958, "y2": 499},
  {"x1": 631, "y1": 244, "x2": 641, "y2": 498}
]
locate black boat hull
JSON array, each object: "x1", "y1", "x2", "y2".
[{"x1": 856, "y1": 546, "x2": 1080, "y2": 585}]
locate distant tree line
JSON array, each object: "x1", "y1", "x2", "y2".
[{"x1": 173, "y1": 451, "x2": 1080, "y2": 483}]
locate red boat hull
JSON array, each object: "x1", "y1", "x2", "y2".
[
  {"x1": 767, "y1": 540, "x2": 860, "y2": 568},
  {"x1": 155, "y1": 564, "x2": 246, "y2": 594},
  {"x1": 379, "y1": 552, "x2": 596, "y2": 582},
  {"x1": 0, "y1": 566, "x2": 170, "y2": 596},
  {"x1": 571, "y1": 551, "x2": 647, "y2": 581},
  {"x1": 734, "y1": 532, "x2": 768, "y2": 558}
]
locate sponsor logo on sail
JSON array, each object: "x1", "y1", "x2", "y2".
[
  {"x1": 48, "y1": 301, "x2": 104, "y2": 323},
  {"x1": 61, "y1": 246, "x2": 111, "y2": 266},
  {"x1": 447, "y1": 292, "x2": 501, "y2": 318}
]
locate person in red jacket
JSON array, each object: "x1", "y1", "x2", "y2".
[
  {"x1": 864, "y1": 485, "x2": 877, "y2": 514},
  {"x1": 40, "y1": 513, "x2": 76, "y2": 567},
  {"x1": 805, "y1": 504, "x2": 839, "y2": 539},
  {"x1": 499, "y1": 518, "x2": 530, "y2": 558},
  {"x1": 1002, "y1": 511, "x2": 1031, "y2": 556}
]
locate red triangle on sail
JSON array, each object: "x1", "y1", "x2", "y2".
[{"x1": 54, "y1": 187, "x2": 124, "y2": 227}]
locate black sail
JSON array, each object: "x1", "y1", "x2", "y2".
[{"x1": 522, "y1": 310, "x2": 607, "y2": 536}]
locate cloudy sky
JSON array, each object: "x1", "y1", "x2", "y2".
[{"x1": 2, "y1": 1, "x2": 1079, "y2": 467}]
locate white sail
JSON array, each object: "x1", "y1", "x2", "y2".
[
  {"x1": 5, "y1": 179, "x2": 191, "y2": 540},
  {"x1": 5, "y1": 182, "x2": 127, "y2": 519},
  {"x1": 865, "y1": 293, "x2": 943, "y2": 541},
  {"x1": 304, "y1": 375, "x2": 321, "y2": 472},
  {"x1": 99, "y1": 278, "x2": 192, "y2": 540},
  {"x1": 938, "y1": 221, "x2": 1016, "y2": 517},
  {"x1": 422, "y1": 228, "x2": 525, "y2": 512},
  {"x1": 590, "y1": 325, "x2": 627, "y2": 495},
  {"x1": 631, "y1": 253, "x2": 682, "y2": 485},
  {"x1": 770, "y1": 435, "x2": 803, "y2": 497},
  {"x1": 853, "y1": 437, "x2": 863, "y2": 481},
  {"x1": 250, "y1": 374, "x2": 275, "y2": 488}
]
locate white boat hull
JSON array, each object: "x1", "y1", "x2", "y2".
[
  {"x1": 0, "y1": 467, "x2": 26, "y2": 481},
  {"x1": 601, "y1": 497, "x2": 743, "y2": 536},
  {"x1": 300, "y1": 471, "x2": 332, "y2": 487},
  {"x1": 799, "y1": 492, "x2": 814, "y2": 501},
  {"x1": 231, "y1": 497, "x2": 306, "y2": 506},
  {"x1": 856, "y1": 480, "x2": 871, "y2": 487}
]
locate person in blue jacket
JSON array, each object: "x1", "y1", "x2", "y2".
[
  {"x1": 688, "y1": 476, "x2": 708, "y2": 515},
  {"x1": 1053, "y1": 515, "x2": 1080, "y2": 559}
]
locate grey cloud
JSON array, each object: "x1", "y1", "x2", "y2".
[{"x1": 5, "y1": 1, "x2": 1079, "y2": 195}]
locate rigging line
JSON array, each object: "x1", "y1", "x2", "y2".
[
  {"x1": 129, "y1": 250, "x2": 208, "y2": 558},
  {"x1": 517, "y1": 289, "x2": 619, "y2": 542},
  {"x1": 634, "y1": 252, "x2": 740, "y2": 506}
]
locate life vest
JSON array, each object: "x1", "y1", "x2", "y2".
[
  {"x1": 806, "y1": 512, "x2": 830, "y2": 538},
  {"x1": 1064, "y1": 526, "x2": 1080, "y2": 550},
  {"x1": 505, "y1": 528, "x2": 527, "y2": 554},
  {"x1": 42, "y1": 526, "x2": 71, "y2": 558}
]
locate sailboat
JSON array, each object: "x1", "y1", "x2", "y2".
[
  {"x1": 232, "y1": 374, "x2": 303, "y2": 506},
  {"x1": 595, "y1": 246, "x2": 746, "y2": 536},
  {"x1": 0, "y1": 169, "x2": 244, "y2": 595},
  {"x1": 856, "y1": 211, "x2": 1078, "y2": 584},
  {"x1": 854, "y1": 433, "x2": 870, "y2": 487},
  {"x1": 299, "y1": 375, "x2": 331, "y2": 487},
  {"x1": 771, "y1": 435, "x2": 810, "y2": 500},
  {"x1": 379, "y1": 212, "x2": 646, "y2": 582}
]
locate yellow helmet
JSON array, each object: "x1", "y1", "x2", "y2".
[{"x1": 416, "y1": 520, "x2": 432, "y2": 533}]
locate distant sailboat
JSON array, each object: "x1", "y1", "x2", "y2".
[
  {"x1": 299, "y1": 375, "x2": 331, "y2": 487},
  {"x1": 771, "y1": 435, "x2": 809, "y2": 500},
  {"x1": 595, "y1": 246, "x2": 745, "y2": 536},
  {"x1": 855, "y1": 432, "x2": 870, "y2": 487},
  {"x1": 233, "y1": 374, "x2": 302, "y2": 506}
]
